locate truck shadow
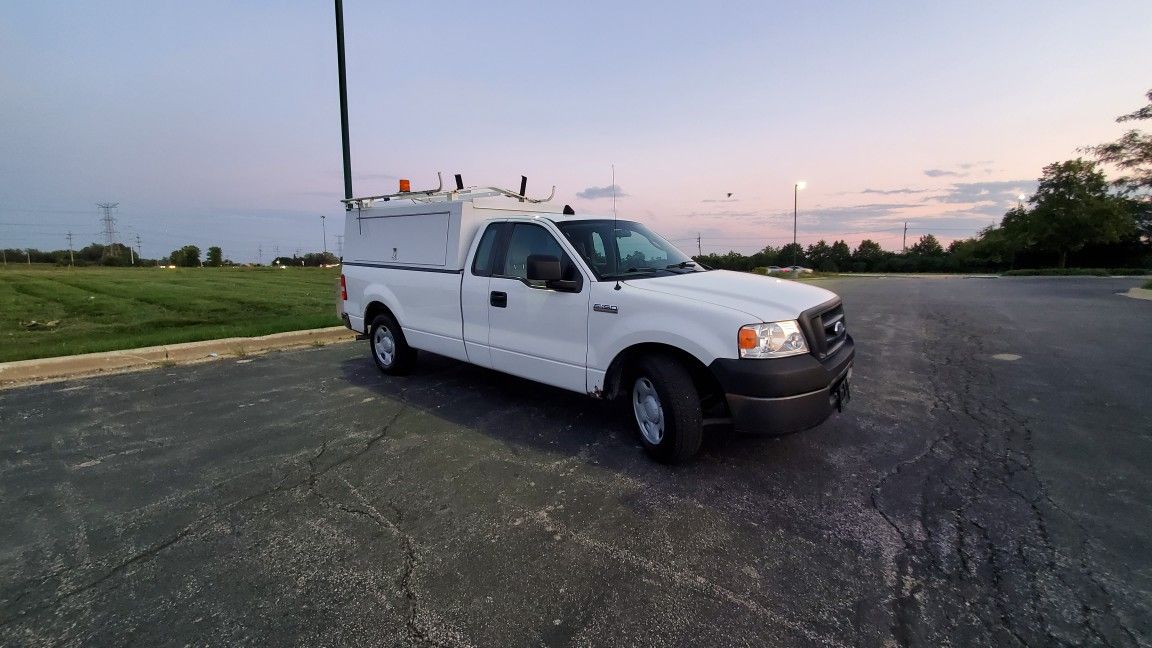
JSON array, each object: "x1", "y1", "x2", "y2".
[{"x1": 336, "y1": 348, "x2": 838, "y2": 483}]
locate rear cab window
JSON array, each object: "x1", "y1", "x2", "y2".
[{"x1": 471, "y1": 223, "x2": 504, "y2": 277}]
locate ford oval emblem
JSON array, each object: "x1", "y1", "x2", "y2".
[{"x1": 834, "y1": 321, "x2": 845, "y2": 335}]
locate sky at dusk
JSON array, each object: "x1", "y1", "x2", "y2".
[{"x1": 2, "y1": 1, "x2": 1150, "y2": 261}]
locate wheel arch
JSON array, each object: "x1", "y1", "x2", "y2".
[
  {"x1": 602, "y1": 342, "x2": 724, "y2": 403},
  {"x1": 363, "y1": 300, "x2": 398, "y2": 334}
]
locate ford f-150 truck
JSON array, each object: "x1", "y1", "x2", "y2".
[{"x1": 339, "y1": 182, "x2": 854, "y2": 462}]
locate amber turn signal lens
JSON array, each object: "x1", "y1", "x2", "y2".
[
  {"x1": 399, "y1": 179, "x2": 411, "y2": 192},
  {"x1": 738, "y1": 327, "x2": 759, "y2": 350}
]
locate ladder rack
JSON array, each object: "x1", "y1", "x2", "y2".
[{"x1": 342, "y1": 172, "x2": 556, "y2": 210}]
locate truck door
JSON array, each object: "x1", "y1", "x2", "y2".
[
  {"x1": 487, "y1": 222, "x2": 590, "y2": 393},
  {"x1": 460, "y1": 222, "x2": 504, "y2": 369}
]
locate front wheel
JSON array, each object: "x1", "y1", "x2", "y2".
[
  {"x1": 630, "y1": 356, "x2": 703, "y2": 463},
  {"x1": 368, "y1": 314, "x2": 416, "y2": 375}
]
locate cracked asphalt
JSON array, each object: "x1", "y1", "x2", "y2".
[{"x1": 1, "y1": 276, "x2": 1150, "y2": 647}]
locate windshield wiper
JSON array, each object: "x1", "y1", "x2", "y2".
[
  {"x1": 602, "y1": 268, "x2": 658, "y2": 279},
  {"x1": 665, "y1": 261, "x2": 697, "y2": 269}
]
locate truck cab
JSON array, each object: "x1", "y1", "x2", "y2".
[{"x1": 340, "y1": 184, "x2": 853, "y2": 462}]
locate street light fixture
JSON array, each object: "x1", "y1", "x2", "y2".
[{"x1": 793, "y1": 181, "x2": 806, "y2": 266}]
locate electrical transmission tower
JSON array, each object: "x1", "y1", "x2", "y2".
[
  {"x1": 97, "y1": 202, "x2": 119, "y2": 255},
  {"x1": 67, "y1": 232, "x2": 75, "y2": 267},
  {"x1": 258, "y1": 245, "x2": 263, "y2": 265},
  {"x1": 135, "y1": 234, "x2": 142, "y2": 263}
]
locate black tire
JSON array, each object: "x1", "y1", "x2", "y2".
[
  {"x1": 368, "y1": 314, "x2": 416, "y2": 375},
  {"x1": 629, "y1": 355, "x2": 703, "y2": 463}
]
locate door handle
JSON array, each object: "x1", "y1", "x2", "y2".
[{"x1": 490, "y1": 291, "x2": 507, "y2": 308}]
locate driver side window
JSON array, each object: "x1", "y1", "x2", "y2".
[{"x1": 499, "y1": 223, "x2": 578, "y2": 288}]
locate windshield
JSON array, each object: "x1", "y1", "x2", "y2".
[{"x1": 557, "y1": 220, "x2": 705, "y2": 280}]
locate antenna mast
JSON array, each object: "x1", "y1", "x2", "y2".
[{"x1": 612, "y1": 164, "x2": 621, "y2": 291}]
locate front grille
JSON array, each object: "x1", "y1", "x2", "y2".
[{"x1": 803, "y1": 300, "x2": 847, "y2": 358}]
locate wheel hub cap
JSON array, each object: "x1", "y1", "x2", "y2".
[
  {"x1": 373, "y1": 328, "x2": 396, "y2": 366},
  {"x1": 632, "y1": 377, "x2": 664, "y2": 444}
]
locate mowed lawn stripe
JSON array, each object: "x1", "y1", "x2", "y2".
[{"x1": 0, "y1": 267, "x2": 342, "y2": 362}]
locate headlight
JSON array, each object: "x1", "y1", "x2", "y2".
[{"x1": 738, "y1": 321, "x2": 808, "y2": 358}]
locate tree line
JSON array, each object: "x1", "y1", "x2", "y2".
[
  {"x1": 0, "y1": 243, "x2": 155, "y2": 267},
  {"x1": 696, "y1": 90, "x2": 1152, "y2": 273},
  {"x1": 1, "y1": 242, "x2": 339, "y2": 268}
]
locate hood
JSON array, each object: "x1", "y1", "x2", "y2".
[{"x1": 624, "y1": 270, "x2": 838, "y2": 322}]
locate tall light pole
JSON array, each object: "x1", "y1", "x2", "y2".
[
  {"x1": 793, "y1": 181, "x2": 806, "y2": 266},
  {"x1": 335, "y1": 0, "x2": 353, "y2": 203},
  {"x1": 321, "y1": 214, "x2": 328, "y2": 255}
]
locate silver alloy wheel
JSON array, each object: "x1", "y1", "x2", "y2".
[
  {"x1": 373, "y1": 326, "x2": 396, "y2": 367},
  {"x1": 632, "y1": 376, "x2": 665, "y2": 445}
]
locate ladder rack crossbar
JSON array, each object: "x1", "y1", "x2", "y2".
[{"x1": 343, "y1": 173, "x2": 555, "y2": 209}]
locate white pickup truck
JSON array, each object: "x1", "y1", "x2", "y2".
[{"x1": 339, "y1": 184, "x2": 854, "y2": 462}]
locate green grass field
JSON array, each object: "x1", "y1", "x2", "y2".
[{"x1": 0, "y1": 266, "x2": 342, "y2": 363}]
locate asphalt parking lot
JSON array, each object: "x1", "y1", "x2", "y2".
[{"x1": 1, "y1": 276, "x2": 1150, "y2": 647}]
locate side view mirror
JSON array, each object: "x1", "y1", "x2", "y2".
[{"x1": 527, "y1": 254, "x2": 562, "y2": 281}]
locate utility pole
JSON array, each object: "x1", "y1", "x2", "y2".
[
  {"x1": 135, "y1": 234, "x2": 142, "y2": 264},
  {"x1": 903, "y1": 222, "x2": 908, "y2": 252},
  {"x1": 97, "y1": 202, "x2": 119, "y2": 256},
  {"x1": 66, "y1": 232, "x2": 75, "y2": 267},
  {"x1": 321, "y1": 215, "x2": 328, "y2": 255},
  {"x1": 697, "y1": 233, "x2": 702, "y2": 257},
  {"x1": 793, "y1": 181, "x2": 806, "y2": 266},
  {"x1": 258, "y1": 245, "x2": 263, "y2": 266}
]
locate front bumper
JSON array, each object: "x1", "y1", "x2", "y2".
[{"x1": 709, "y1": 335, "x2": 854, "y2": 435}]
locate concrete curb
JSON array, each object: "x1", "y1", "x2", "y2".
[
  {"x1": 1123, "y1": 287, "x2": 1152, "y2": 301},
  {"x1": 0, "y1": 326, "x2": 357, "y2": 389}
]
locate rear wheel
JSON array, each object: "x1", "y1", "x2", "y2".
[
  {"x1": 630, "y1": 355, "x2": 703, "y2": 463},
  {"x1": 368, "y1": 314, "x2": 416, "y2": 375}
]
